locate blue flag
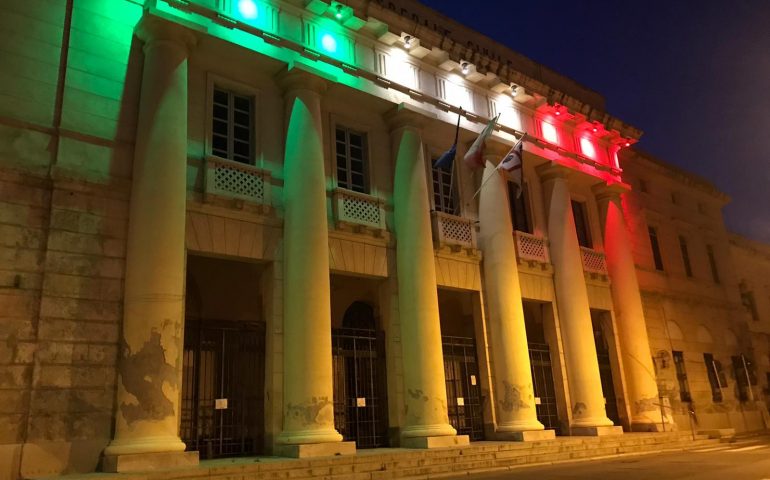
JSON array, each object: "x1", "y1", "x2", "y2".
[{"x1": 433, "y1": 110, "x2": 462, "y2": 171}]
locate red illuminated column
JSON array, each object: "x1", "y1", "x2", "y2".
[
  {"x1": 593, "y1": 183, "x2": 665, "y2": 431},
  {"x1": 538, "y1": 163, "x2": 619, "y2": 436}
]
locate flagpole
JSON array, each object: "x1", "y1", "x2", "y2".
[
  {"x1": 472, "y1": 134, "x2": 525, "y2": 199},
  {"x1": 447, "y1": 109, "x2": 462, "y2": 213}
]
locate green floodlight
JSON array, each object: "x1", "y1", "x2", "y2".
[{"x1": 237, "y1": 0, "x2": 258, "y2": 19}]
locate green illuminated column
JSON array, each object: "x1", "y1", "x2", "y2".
[
  {"x1": 387, "y1": 104, "x2": 466, "y2": 448},
  {"x1": 275, "y1": 66, "x2": 352, "y2": 457},
  {"x1": 538, "y1": 164, "x2": 619, "y2": 436},
  {"x1": 594, "y1": 184, "x2": 665, "y2": 431},
  {"x1": 478, "y1": 159, "x2": 553, "y2": 440},
  {"x1": 103, "y1": 16, "x2": 198, "y2": 472}
]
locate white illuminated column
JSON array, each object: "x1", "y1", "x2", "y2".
[
  {"x1": 478, "y1": 159, "x2": 554, "y2": 441},
  {"x1": 538, "y1": 163, "x2": 620, "y2": 436}
]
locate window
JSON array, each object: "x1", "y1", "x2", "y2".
[
  {"x1": 431, "y1": 164, "x2": 459, "y2": 215},
  {"x1": 679, "y1": 236, "x2": 693, "y2": 277},
  {"x1": 703, "y1": 353, "x2": 724, "y2": 403},
  {"x1": 672, "y1": 351, "x2": 691, "y2": 402},
  {"x1": 648, "y1": 227, "x2": 664, "y2": 271},
  {"x1": 508, "y1": 181, "x2": 531, "y2": 233},
  {"x1": 741, "y1": 289, "x2": 760, "y2": 321},
  {"x1": 706, "y1": 244, "x2": 720, "y2": 283},
  {"x1": 638, "y1": 178, "x2": 648, "y2": 193},
  {"x1": 731, "y1": 355, "x2": 755, "y2": 402},
  {"x1": 335, "y1": 126, "x2": 368, "y2": 193},
  {"x1": 571, "y1": 200, "x2": 592, "y2": 248},
  {"x1": 212, "y1": 87, "x2": 254, "y2": 164}
]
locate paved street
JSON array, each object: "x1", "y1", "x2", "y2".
[{"x1": 470, "y1": 436, "x2": 770, "y2": 480}]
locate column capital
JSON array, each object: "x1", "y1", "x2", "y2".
[
  {"x1": 592, "y1": 182, "x2": 629, "y2": 203},
  {"x1": 276, "y1": 63, "x2": 328, "y2": 97},
  {"x1": 385, "y1": 103, "x2": 436, "y2": 132},
  {"x1": 536, "y1": 162, "x2": 572, "y2": 183},
  {"x1": 135, "y1": 15, "x2": 197, "y2": 53}
]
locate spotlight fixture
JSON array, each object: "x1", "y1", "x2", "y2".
[
  {"x1": 461, "y1": 62, "x2": 470, "y2": 74},
  {"x1": 334, "y1": 4, "x2": 343, "y2": 19},
  {"x1": 624, "y1": 141, "x2": 631, "y2": 147},
  {"x1": 592, "y1": 126, "x2": 598, "y2": 132},
  {"x1": 403, "y1": 35, "x2": 413, "y2": 49},
  {"x1": 510, "y1": 83, "x2": 519, "y2": 96},
  {"x1": 555, "y1": 110, "x2": 561, "y2": 116}
]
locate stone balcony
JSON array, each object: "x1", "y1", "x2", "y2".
[
  {"x1": 331, "y1": 187, "x2": 387, "y2": 237},
  {"x1": 514, "y1": 230, "x2": 550, "y2": 264},
  {"x1": 580, "y1": 246, "x2": 609, "y2": 280},
  {"x1": 204, "y1": 155, "x2": 272, "y2": 213},
  {"x1": 430, "y1": 210, "x2": 477, "y2": 253}
]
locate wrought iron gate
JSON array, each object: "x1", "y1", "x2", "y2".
[
  {"x1": 528, "y1": 342, "x2": 560, "y2": 433},
  {"x1": 442, "y1": 336, "x2": 484, "y2": 440},
  {"x1": 332, "y1": 327, "x2": 389, "y2": 448},
  {"x1": 181, "y1": 320, "x2": 265, "y2": 459}
]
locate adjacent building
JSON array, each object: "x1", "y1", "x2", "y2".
[{"x1": 0, "y1": 0, "x2": 767, "y2": 478}]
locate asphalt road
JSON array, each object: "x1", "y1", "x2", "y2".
[{"x1": 469, "y1": 436, "x2": 770, "y2": 480}]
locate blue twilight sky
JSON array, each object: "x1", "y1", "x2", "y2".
[{"x1": 420, "y1": 0, "x2": 770, "y2": 243}]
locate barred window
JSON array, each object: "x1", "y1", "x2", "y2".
[
  {"x1": 672, "y1": 351, "x2": 691, "y2": 402},
  {"x1": 212, "y1": 87, "x2": 254, "y2": 164},
  {"x1": 679, "y1": 236, "x2": 693, "y2": 277},
  {"x1": 703, "y1": 353, "x2": 724, "y2": 403},
  {"x1": 335, "y1": 127, "x2": 368, "y2": 193},
  {"x1": 431, "y1": 164, "x2": 459, "y2": 215},
  {"x1": 649, "y1": 227, "x2": 664, "y2": 271}
]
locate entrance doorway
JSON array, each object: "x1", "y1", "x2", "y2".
[
  {"x1": 332, "y1": 301, "x2": 389, "y2": 448},
  {"x1": 181, "y1": 255, "x2": 265, "y2": 459},
  {"x1": 523, "y1": 301, "x2": 560, "y2": 433},
  {"x1": 592, "y1": 311, "x2": 621, "y2": 425},
  {"x1": 439, "y1": 289, "x2": 485, "y2": 440}
]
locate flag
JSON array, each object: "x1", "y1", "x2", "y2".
[
  {"x1": 500, "y1": 138, "x2": 524, "y2": 198},
  {"x1": 463, "y1": 115, "x2": 499, "y2": 170},
  {"x1": 433, "y1": 110, "x2": 462, "y2": 171}
]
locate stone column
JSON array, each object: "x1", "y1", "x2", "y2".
[
  {"x1": 478, "y1": 160, "x2": 553, "y2": 441},
  {"x1": 537, "y1": 164, "x2": 620, "y2": 436},
  {"x1": 275, "y1": 66, "x2": 352, "y2": 457},
  {"x1": 593, "y1": 183, "x2": 664, "y2": 431},
  {"x1": 103, "y1": 17, "x2": 198, "y2": 472},
  {"x1": 387, "y1": 104, "x2": 466, "y2": 448}
]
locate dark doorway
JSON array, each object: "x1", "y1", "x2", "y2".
[
  {"x1": 524, "y1": 302, "x2": 560, "y2": 433},
  {"x1": 592, "y1": 315, "x2": 620, "y2": 425},
  {"x1": 332, "y1": 301, "x2": 389, "y2": 448},
  {"x1": 181, "y1": 320, "x2": 265, "y2": 459},
  {"x1": 442, "y1": 335, "x2": 485, "y2": 440}
]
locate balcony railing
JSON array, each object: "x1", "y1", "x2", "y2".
[
  {"x1": 514, "y1": 231, "x2": 550, "y2": 263},
  {"x1": 431, "y1": 211, "x2": 476, "y2": 249},
  {"x1": 204, "y1": 156, "x2": 271, "y2": 205},
  {"x1": 580, "y1": 246, "x2": 608, "y2": 274},
  {"x1": 332, "y1": 188, "x2": 386, "y2": 231}
]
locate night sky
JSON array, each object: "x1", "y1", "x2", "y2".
[{"x1": 420, "y1": 0, "x2": 770, "y2": 243}]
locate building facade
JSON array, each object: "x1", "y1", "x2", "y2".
[{"x1": 0, "y1": 0, "x2": 767, "y2": 478}]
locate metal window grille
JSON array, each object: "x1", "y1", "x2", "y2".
[
  {"x1": 335, "y1": 127, "x2": 368, "y2": 193},
  {"x1": 442, "y1": 336, "x2": 484, "y2": 441},
  {"x1": 431, "y1": 164, "x2": 459, "y2": 215},
  {"x1": 528, "y1": 342, "x2": 560, "y2": 433},
  {"x1": 592, "y1": 319, "x2": 620, "y2": 425},
  {"x1": 672, "y1": 351, "x2": 692, "y2": 402},
  {"x1": 181, "y1": 320, "x2": 265, "y2": 459},
  {"x1": 212, "y1": 87, "x2": 254, "y2": 164},
  {"x1": 703, "y1": 353, "x2": 724, "y2": 403}
]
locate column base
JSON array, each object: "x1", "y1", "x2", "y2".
[
  {"x1": 401, "y1": 435, "x2": 470, "y2": 449},
  {"x1": 275, "y1": 441, "x2": 356, "y2": 458},
  {"x1": 102, "y1": 451, "x2": 199, "y2": 473},
  {"x1": 570, "y1": 425, "x2": 623, "y2": 436},
  {"x1": 492, "y1": 429, "x2": 556, "y2": 442}
]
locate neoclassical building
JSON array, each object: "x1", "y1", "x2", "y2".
[{"x1": 0, "y1": 0, "x2": 767, "y2": 477}]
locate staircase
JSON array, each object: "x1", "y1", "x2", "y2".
[{"x1": 60, "y1": 432, "x2": 718, "y2": 480}]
